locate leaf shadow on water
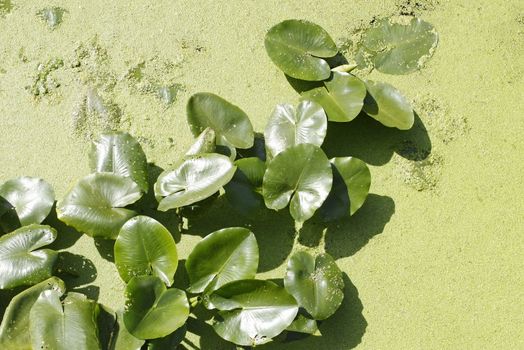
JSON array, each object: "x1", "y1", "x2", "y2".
[
  {"x1": 55, "y1": 251, "x2": 100, "y2": 300},
  {"x1": 44, "y1": 202, "x2": 83, "y2": 250}
]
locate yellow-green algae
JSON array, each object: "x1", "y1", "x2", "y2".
[{"x1": 0, "y1": 1, "x2": 523, "y2": 349}]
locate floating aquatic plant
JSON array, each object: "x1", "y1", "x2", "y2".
[{"x1": 37, "y1": 7, "x2": 66, "y2": 30}]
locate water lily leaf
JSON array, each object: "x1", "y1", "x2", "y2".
[
  {"x1": 155, "y1": 153, "x2": 236, "y2": 211},
  {"x1": 29, "y1": 290, "x2": 101, "y2": 350},
  {"x1": 224, "y1": 158, "x2": 266, "y2": 216},
  {"x1": 0, "y1": 177, "x2": 55, "y2": 226},
  {"x1": 0, "y1": 277, "x2": 65, "y2": 350},
  {"x1": 286, "y1": 313, "x2": 320, "y2": 335},
  {"x1": 0, "y1": 225, "x2": 58, "y2": 289},
  {"x1": 124, "y1": 276, "x2": 189, "y2": 340},
  {"x1": 0, "y1": 196, "x2": 20, "y2": 235},
  {"x1": 115, "y1": 216, "x2": 178, "y2": 286},
  {"x1": 318, "y1": 157, "x2": 371, "y2": 221},
  {"x1": 187, "y1": 93, "x2": 254, "y2": 149},
  {"x1": 147, "y1": 325, "x2": 186, "y2": 350},
  {"x1": 186, "y1": 227, "x2": 258, "y2": 294},
  {"x1": 358, "y1": 17, "x2": 438, "y2": 74},
  {"x1": 57, "y1": 173, "x2": 142, "y2": 239},
  {"x1": 265, "y1": 19, "x2": 338, "y2": 81},
  {"x1": 110, "y1": 310, "x2": 145, "y2": 350},
  {"x1": 363, "y1": 80, "x2": 414, "y2": 130},
  {"x1": 263, "y1": 144, "x2": 332, "y2": 222},
  {"x1": 89, "y1": 131, "x2": 149, "y2": 192},
  {"x1": 264, "y1": 100, "x2": 327, "y2": 158},
  {"x1": 185, "y1": 127, "x2": 216, "y2": 156},
  {"x1": 210, "y1": 280, "x2": 298, "y2": 346},
  {"x1": 284, "y1": 251, "x2": 344, "y2": 320},
  {"x1": 301, "y1": 72, "x2": 367, "y2": 122}
]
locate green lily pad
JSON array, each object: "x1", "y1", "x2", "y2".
[
  {"x1": 301, "y1": 71, "x2": 367, "y2": 122},
  {"x1": 210, "y1": 280, "x2": 299, "y2": 346},
  {"x1": 0, "y1": 277, "x2": 65, "y2": 350},
  {"x1": 0, "y1": 177, "x2": 55, "y2": 226},
  {"x1": 155, "y1": 153, "x2": 236, "y2": 211},
  {"x1": 284, "y1": 251, "x2": 344, "y2": 320},
  {"x1": 264, "y1": 100, "x2": 327, "y2": 158},
  {"x1": 115, "y1": 216, "x2": 178, "y2": 286},
  {"x1": 89, "y1": 131, "x2": 149, "y2": 192},
  {"x1": 265, "y1": 19, "x2": 338, "y2": 81},
  {"x1": 57, "y1": 173, "x2": 143, "y2": 239},
  {"x1": 187, "y1": 93, "x2": 254, "y2": 149},
  {"x1": 123, "y1": 276, "x2": 189, "y2": 340},
  {"x1": 185, "y1": 127, "x2": 216, "y2": 156},
  {"x1": 110, "y1": 310, "x2": 145, "y2": 350},
  {"x1": 357, "y1": 17, "x2": 438, "y2": 75},
  {"x1": 224, "y1": 158, "x2": 266, "y2": 216},
  {"x1": 263, "y1": 144, "x2": 332, "y2": 222},
  {"x1": 0, "y1": 225, "x2": 58, "y2": 289},
  {"x1": 30, "y1": 291, "x2": 101, "y2": 350},
  {"x1": 186, "y1": 227, "x2": 258, "y2": 294},
  {"x1": 363, "y1": 80, "x2": 414, "y2": 130},
  {"x1": 286, "y1": 313, "x2": 320, "y2": 335}
]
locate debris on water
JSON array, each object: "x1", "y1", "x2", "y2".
[
  {"x1": 0, "y1": 0, "x2": 14, "y2": 17},
  {"x1": 72, "y1": 37, "x2": 116, "y2": 92},
  {"x1": 27, "y1": 58, "x2": 64, "y2": 97},
  {"x1": 396, "y1": 0, "x2": 440, "y2": 16},
  {"x1": 156, "y1": 84, "x2": 184, "y2": 105},
  {"x1": 37, "y1": 7, "x2": 66, "y2": 30},
  {"x1": 394, "y1": 152, "x2": 443, "y2": 191}
]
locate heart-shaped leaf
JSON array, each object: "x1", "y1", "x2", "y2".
[
  {"x1": 210, "y1": 280, "x2": 298, "y2": 346},
  {"x1": 124, "y1": 276, "x2": 189, "y2": 340},
  {"x1": 186, "y1": 227, "x2": 258, "y2": 294},
  {"x1": 284, "y1": 251, "x2": 344, "y2": 320},
  {"x1": 155, "y1": 153, "x2": 236, "y2": 211},
  {"x1": 89, "y1": 131, "x2": 149, "y2": 192},
  {"x1": 264, "y1": 100, "x2": 327, "y2": 158},
  {"x1": 185, "y1": 127, "x2": 216, "y2": 156},
  {"x1": 263, "y1": 144, "x2": 332, "y2": 222},
  {"x1": 0, "y1": 277, "x2": 65, "y2": 350},
  {"x1": 363, "y1": 80, "x2": 414, "y2": 130},
  {"x1": 0, "y1": 225, "x2": 58, "y2": 289},
  {"x1": 110, "y1": 310, "x2": 145, "y2": 350},
  {"x1": 224, "y1": 158, "x2": 266, "y2": 216},
  {"x1": 265, "y1": 19, "x2": 338, "y2": 81},
  {"x1": 301, "y1": 71, "x2": 367, "y2": 122},
  {"x1": 115, "y1": 216, "x2": 178, "y2": 286},
  {"x1": 29, "y1": 290, "x2": 101, "y2": 350},
  {"x1": 357, "y1": 17, "x2": 438, "y2": 75},
  {"x1": 187, "y1": 93, "x2": 254, "y2": 149},
  {"x1": 0, "y1": 177, "x2": 55, "y2": 226},
  {"x1": 57, "y1": 173, "x2": 142, "y2": 239}
]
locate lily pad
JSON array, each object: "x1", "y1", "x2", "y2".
[
  {"x1": 155, "y1": 153, "x2": 236, "y2": 211},
  {"x1": 115, "y1": 216, "x2": 178, "y2": 286},
  {"x1": 224, "y1": 158, "x2": 266, "y2": 216},
  {"x1": 265, "y1": 19, "x2": 338, "y2": 81},
  {"x1": 57, "y1": 173, "x2": 142, "y2": 239},
  {"x1": 357, "y1": 17, "x2": 438, "y2": 75},
  {"x1": 186, "y1": 227, "x2": 258, "y2": 294},
  {"x1": 0, "y1": 225, "x2": 58, "y2": 289},
  {"x1": 263, "y1": 144, "x2": 332, "y2": 222},
  {"x1": 187, "y1": 93, "x2": 254, "y2": 149},
  {"x1": 0, "y1": 177, "x2": 55, "y2": 226},
  {"x1": 284, "y1": 251, "x2": 344, "y2": 320},
  {"x1": 264, "y1": 100, "x2": 327, "y2": 158},
  {"x1": 185, "y1": 127, "x2": 216, "y2": 156},
  {"x1": 110, "y1": 310, "x2": 145, "y2": 350},
  {"x1": 363, "y1": 80, "x2": 414, "y2": 130},
  {"x1": 286, "y1": 313, "x2": 320, "y2": 335},
  {"x1": 30, "y1": 291, "x2": 101, "y2": 350},
  {"x1": 210, "y1": 280, "x2": 299, "y2": 346},
  {"x1": 89, "y1": 131, "x2": 149, "y2": 192},
  {"x1": 301, "y1": 71, "x2": 367, "y2": 122},
  {"x1": 123, "y1": 276, "x2": 189, "y2": 340},
  {"x1": 0, "y1": 277, "x2": 65, "y2": 350}
]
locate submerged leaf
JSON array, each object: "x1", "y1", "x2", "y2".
[
  {"x1": 186, "y1": 227, "x2": 258, "y2": 294},
  {"x1": 115, "y1": 216, "x2": 178, "y2": 286},
  {"x1": 265, "y1": 19, "x2": 338, "y2": 81},
  {"x1": 0, "y1": 177, "x2": 55, "y2": 226},
  {"x1": 0, "y1": 225, "x2": 58, "y2": 289},
  {"x1": 37, "y1": 7, "x2": 66, "y2": 30},
  {"x1": 57, "y1": 173, "x2": 142, "y2": 239}
]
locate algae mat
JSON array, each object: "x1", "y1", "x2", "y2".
[{"x1": 1, "y1": 0, "x2": 523, "y2": 349}]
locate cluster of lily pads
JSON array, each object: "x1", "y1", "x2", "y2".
[{"x1": 0, "y1": 17, "x2": 435, "y2": 349}]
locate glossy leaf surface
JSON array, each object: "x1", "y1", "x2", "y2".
[
  {"x1": 264, "y1": 100, "x2": 327, "y2": 157},
  {"x1": 57, "y1": 173, "x2": 142, "y2": 239},
  {"x1": 0, "y1": 225, "x2": 58, "y2": 289},
  {"x1": 186, "y1": 227, "x2": 258, "y2": 294},
  {"x1": 89, "y1": 131, "x2": 149, "y2": 192},
  {"x1": 185, "y1": 127, "x2": 216, "y2": 156},
  {"x1": 124, "y1": 276, "x2": 189, "y2": 340},
  {"x1": 110, "y1": 310, "x2": 145, "y2": 350},
  {"x1": 286, "y1": 313, "x2": 320, "y2": 335},
  {"x1": 0, "y1": 177, "x2": 55, "y2": 226},
  {"x1": 263, "y1": 144, "x2": 332, "y2": 222},
  {"x1": 265, "y1": 19, "x2": 338, "y2": 81},
  {"x1": 155, "y1": 153, "x2": 236, "y2": 211},
  {"x1": 115, "y1": 216, "x2": 178, "y2": 286},
  {"x1": 210, "y1": 280, "x2": 298, "y2": 346},
  {"x1": 284, "y1": 252, "x2": 344, "y2": 320},
  {"x1": 187, "y1": 93, "x2": 254, "y2": 149}
]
